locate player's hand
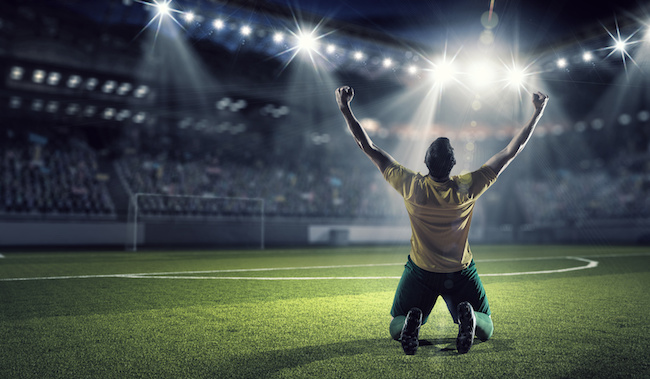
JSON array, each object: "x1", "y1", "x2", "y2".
[
  {"x1": 532, "y1": 91, "x2": 549, "y2": 112},
  {"x1": 335, "y1": 86, "x2": 354, "y2": 108}
]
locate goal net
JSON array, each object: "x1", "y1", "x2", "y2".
[{"x1": 127, "y1": 193, "x2": 265, "y2": 251}]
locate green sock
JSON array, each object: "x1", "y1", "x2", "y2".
[
  {"x1": 389, "y1": 316, "x2": 406, "y2": 340},
  {"x1": 474, "y1": 312, "x2": 494, "y2": 341}
]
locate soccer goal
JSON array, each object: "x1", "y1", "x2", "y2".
[{"x1": 127, "y1": 193, "x2": 265, "y2": 251}]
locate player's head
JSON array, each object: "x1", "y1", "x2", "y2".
[{"x1": 425, "y1": 137, "x2": 456, "y2": 178}]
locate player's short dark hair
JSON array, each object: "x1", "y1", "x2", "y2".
[{"x1": 425, "y1": 137, "x2": 456, "y2": 178}]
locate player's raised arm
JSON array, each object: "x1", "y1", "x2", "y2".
[
  {"x1": 485, "y1": 91, "x2": 549, "y2": 176},
  {"x1": 335, "y1": 86, "x2": 395, "y2": 173}
]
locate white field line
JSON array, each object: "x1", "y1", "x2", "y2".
[
  {"x1": 8, "y1": 253, "x2": 648, "y2": 281},
  {"x1": 119, "y1": 256, "x2": 599, "y2": 280},
  {"x1": 121, "y1": 275, "x2": 401, "y2": 280}
]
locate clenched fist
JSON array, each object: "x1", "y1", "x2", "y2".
[{"x1": 335, "y1": 86, "x2": 355, "y2": 108}]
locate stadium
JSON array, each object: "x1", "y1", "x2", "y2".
[{"x1": 1, "y1": 0, "x2": 649, "y2": 377}]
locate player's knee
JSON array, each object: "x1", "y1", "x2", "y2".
[
  {"x1": 475, "y1": 317, "x2": 494, "y2": 341},
  {"x1": 476, "y1": 325, "x2": 493, "y2": 341}
]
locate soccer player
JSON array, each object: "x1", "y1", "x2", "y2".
[{"x1": 335, "y1": 85, "x2": 549, "y2": 355}]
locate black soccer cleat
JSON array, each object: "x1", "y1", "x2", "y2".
[
  {"x1": 456, "y1": 301, "x2": 477, "y2": 354},
  {"x1": 400, "y1": 307, "x2": 423, "y2": 355}
]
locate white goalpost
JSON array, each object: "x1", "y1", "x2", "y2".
[{"x1": 127, "y1": 193, "x2": 265, "y2": 251}]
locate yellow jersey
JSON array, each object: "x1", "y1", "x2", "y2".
[{"x1": 383, "y1": 162, "x2": 497, "y2": 273}]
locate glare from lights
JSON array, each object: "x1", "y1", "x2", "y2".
[
  {"x1": 615, "y1": 39, "x2": 627, "y2": 52},
  {"x1": 506, "y1": 67, "x2": 526, "y2": 88},
  {"x1": 32, "y1": 99, "x2": 44, "y2": 112},
  {"x1": 582, "y1": 51, "x2": 593, "y2": 62},
  {"x1": 67, "y1": 75, "x2": 82, "y2": 88},
  {"x1": 155, "y1": 1, "x2": 170, "y2": 16},
  {"x1": 296, "y1": 31, "x2": 318, "y2": 52},
  {"x1": 272, "y1": 22, "x2": 334, "y2": 73},
  {"x1": 133, "y1": 112, "x2": 147, "y2": 123},
  {"x1": 116, "y1": 109, "x2": 132, "y2": 121},
  {"x1": 117, "y1": 83, "x2": 132, "y2": 96},
  {"x1": 32, "y1": 70, "x2": 46, "y2": 84},
  {"x1": 407, "y1": 65, "x2": 418, "y2": 75},
  {"x1": 103, "y1": 108, "x2": 116, "y2": 120},
  {"x1": 9, "y1": 96, "x2": 21, "y2": 109},
  {"x1": 86, "y1": 78, "x2": 98, "y2": 90},
  {"x1": 83, "y1": 105, "x2": 96, "y2": 117},
  {"x1": 326, "y1": 44, "x2": 336, "y2": 54},
  {"x1": 47, "y1": 72, "x2": 61, "y2": 86},
  {"x1": 240, "y1": 25, "x2": 252, "y2": 36},
  {"x1": 603, "y1": 20, "x2": 640, "y2": 72},
  {"x1": 273, "y1": 32, "x2": 284, "y2": 43},
  {"x1": 134, "y1": 85, "x2": 149, "y2": 98},
  {"x1": 133, "y1": 0, "x2": 185, "y2": 45},
  {"x1": 557, "y1": 58, "x2": 567, "y2": 68},
  {"x1": 382, "y1": 58, "x2": 393, "y2": 68},
  {"x1": 65, "y1": 104, "x2": 80, "y2": 115},
  {"x1": 10, "y1": 66, "x2": 24, "y2": 80},
  {"x1": 467, "y1": 61, "x2": 496, "y2": 88},
  {"x1": 432, "y1": 60, "x2": 456, "y2": 86},
  {"x1": 102, "y1": 80, "x2": 117, "y2": 94},
  {"x1": 46, "y1": 101, "x2": 59, "y2": 113},
  {"x1": 212, "y1": 19, "x2": 224, "y2": 30},
  {"x1": 353, "y1": 51, "x2": 364, "y2": 61},
  {"x1": 183, "y1": 11, "x2": 194, "y2": 23}
]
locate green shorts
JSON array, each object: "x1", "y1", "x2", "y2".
[{"x1": 390, "y1": 256, "x2": 490, "y2": 324}]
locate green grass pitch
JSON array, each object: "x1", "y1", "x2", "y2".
[{"x1": 1, "y1": 245, "x2": 649, "y2": 378}]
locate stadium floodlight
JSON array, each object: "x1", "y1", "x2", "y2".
[
  {"x1": 32, "y1": 69, "x2": 46, "y2": 84},
  {"x1": 240, "y1": 25, "x2": 252, "y2": 36},
  {"x1": 65, "y1": 103, "x2": 80, "y2": 115},
  {"x1": 506, "y1": 66, "x2": 526, "y2": 89},
  {"x1": 103, "y1": 108, "x2": 116, "y2": 120},
  {"x1": 134, "y1": 85, "x2": 149, "y2": 98},
  {"x1": 47, "y1": 72, "x2": 61, "y2": 86},
  {"x1": 102, "y1": 80, "x2": 116, "y2": 94},
  {"x1": 133, "y1": 112, "x2": 147, "y2": 123},
  {"x1": 67, "y1": 75, "x2": 82, "y2": 88},
  {"x1": 431, "y1": 60, "x2": 456, "y2": 86},
  {"x1": 557, "y1": 58, "x2": 567, "y2": 68},
  {"x1": 155, "y1": 1, "x2": 171, "y2": 16},
  {"x1": 31, "y1": 99, "x2": 44, "y2": 111},
  {"x1": 326, "y1": 44, "x2": 336, "y2": 54},
  {"x1": 117, "y1": 83, "x2": 132, "y2": 96},
  {"x1": 83, "y1": 105, "x2": 96, "y2": 117},
  {"x1": 273, "y1": 32, "x2": 284, "y2": 43},
  {"x1": 183, "y1": 11, "x2": 194, "y2": 23},
  {"x1": 296, "y1": 31, "x2": 318, "y2": 52},
  {"x1": 615, "y1": 39, "x2": 627, "y2": 52},
  {"x1": 213, "y1": 18, "x2": 224, "y2": 30},
  {"x1": 353, "y1": 51, "x2": 364, "y2": 61},
  {"x1": 86, "y1": 77, "x2": 98, "y2": 90},
  {"x1": 46, "y1": 101, "x2": 59, "y2": 113},
  {"x1": 583, "y1": 51, "x2": 593, "y2": 62},
  {"x1": 10, "y1": 66, "x2": 24, "y2": 80},
  {"x1": 9, "y1": 96, "x2": 21, "y2": 109},
  {"x1": 382, "y1": 58, "x2": 393, "y2": 68},
  {"x1": 407, "y1": 65, "x2": 418, "y2": 75}
]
